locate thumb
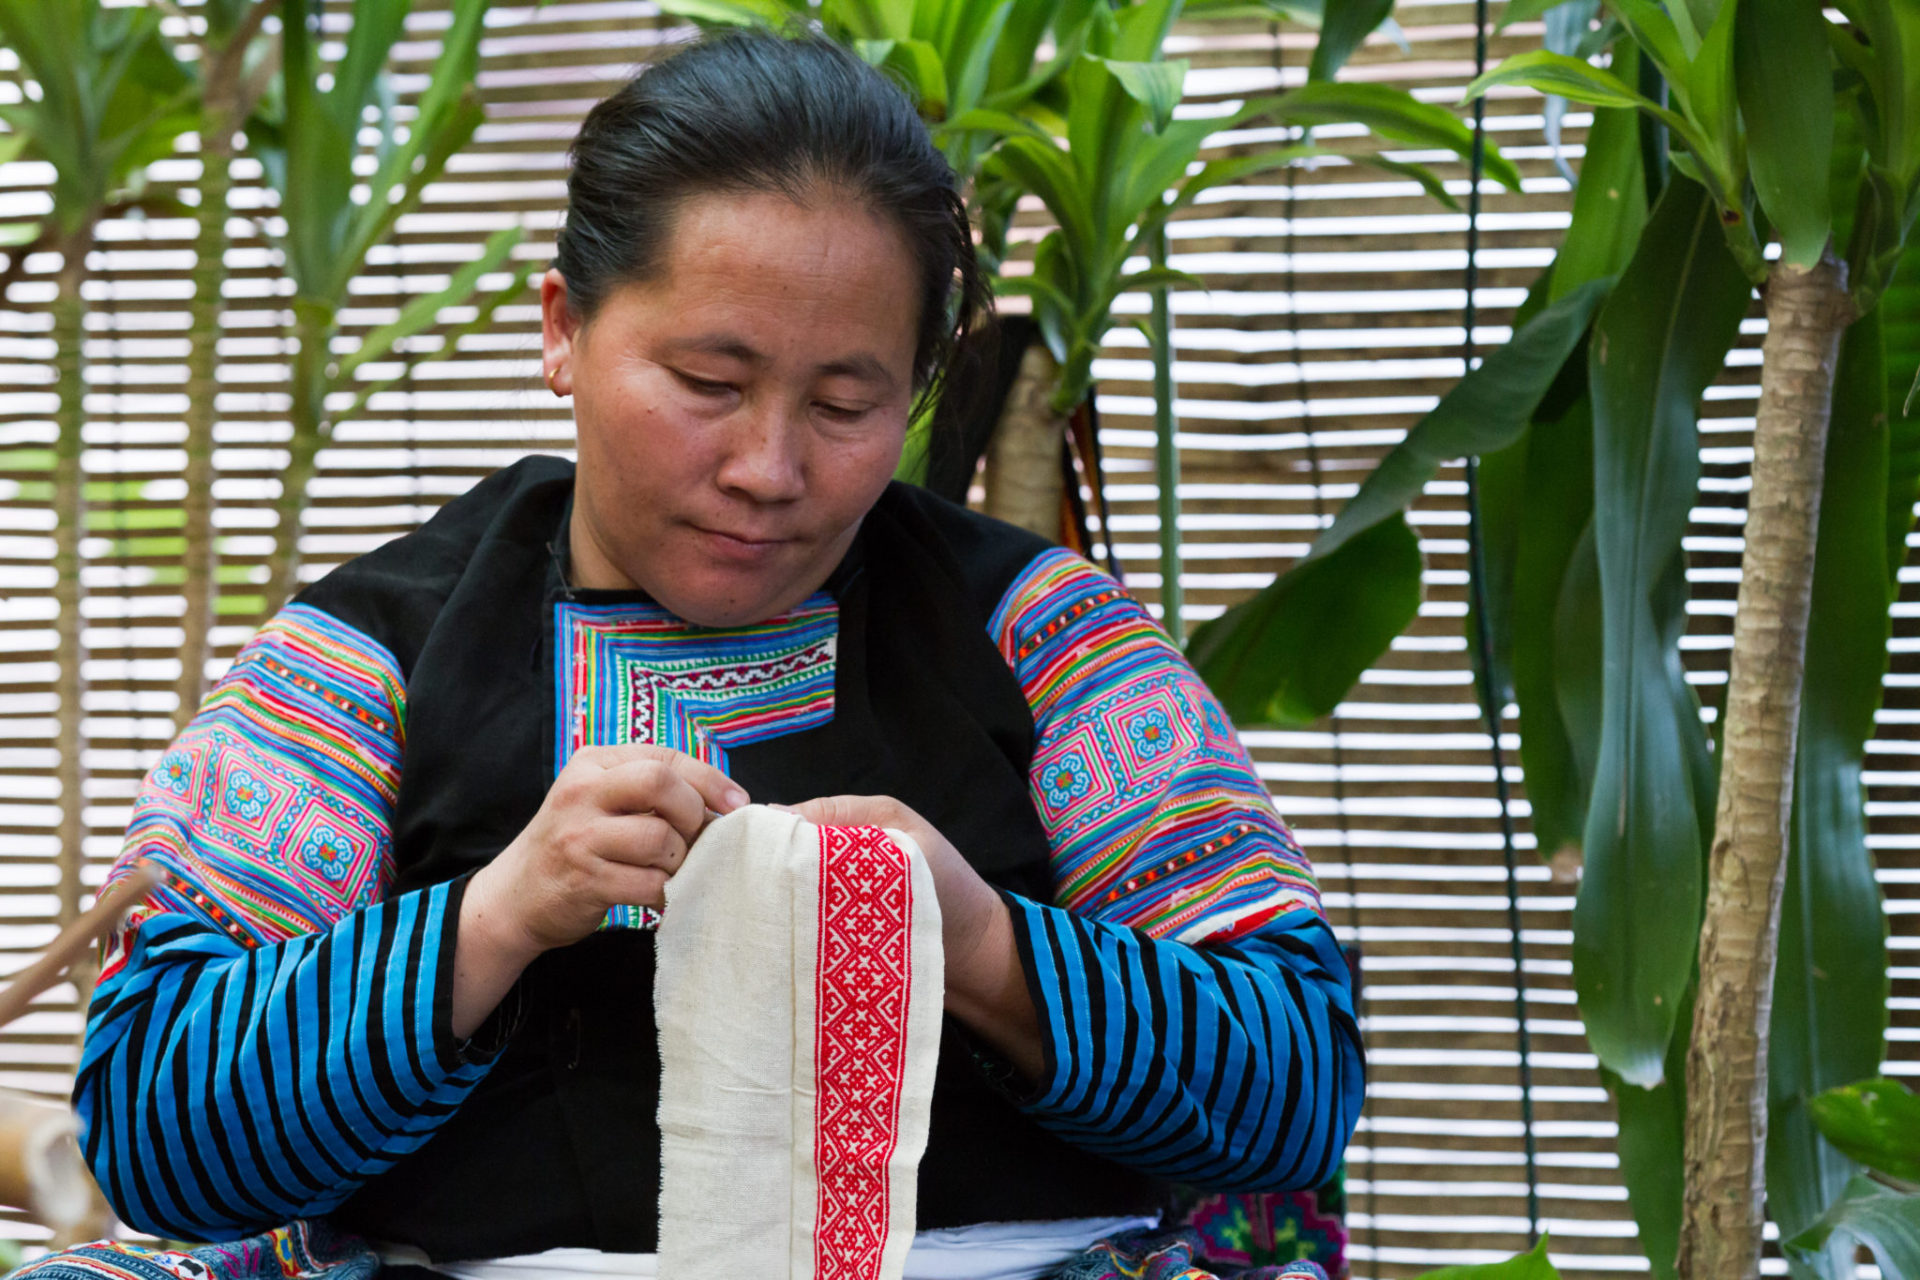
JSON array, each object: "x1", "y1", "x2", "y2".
[{"x1": 781, "y1": 795, "x2": 894, "y2": 829}]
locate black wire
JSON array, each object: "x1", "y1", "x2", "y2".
[
  {"x1": 1460, "y1": 0, "x2": 1541, "y2": 1246},
  {"x1": 1275, "y1": 21, "x2": 1373, "y2": 1271}
]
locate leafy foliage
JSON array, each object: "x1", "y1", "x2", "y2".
[{"x1": 0, "y1": 0, "x2": 194, "y2": 238}]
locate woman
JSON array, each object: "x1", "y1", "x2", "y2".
[{"x1": 68, "y1": 30, "x2": 1361, "y2": 1280}]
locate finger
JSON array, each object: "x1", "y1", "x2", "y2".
[
  {"x1": 597, "y1": 863, "x2": 670, "y2": 912},
  {"x1": 594, "y1": 760, "x2": 708, "y2": 842},
  {"x1": 786, "y1": 794, "x2": 903, "y2": 829},
  {"x1": 573, "y1": 744, "x2": 748, "y2": 816},
  {"x1": 591, "y1": 813, "x2": 690, "y2": 876}
]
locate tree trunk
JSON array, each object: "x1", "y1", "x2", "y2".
[
  {"x1": 1679, "y1": 251, "x2": 1854, "y2": 1280},
  {"x1": 175, "y1": 92, "x2": 235, "y2": 730},
  {"x1": 50, "y1": 233, "x2": 90, "y2": 954},
  {"x1": 265, "y1": 305, "x2": 328, "y2": 613},
  {"x1": 983, "y1": 339, "x2": 1068, "y2": 539}
]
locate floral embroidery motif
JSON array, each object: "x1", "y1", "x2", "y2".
[
  {"x1": 301, "y1": 825, "x2": 355, "y2": 882},
  {"x1": 225, "y1": 769, "x2": 269, "y2": 821},
  {"x1": 1127, "y1": 709, "x2": 1177, "y2": 762},
  {"x1": 157, "y1": 751, "x2": 193, "y2": 796},
  {"x1": 1042, "y1": 751, "x2": 1094, "y2": 809}
]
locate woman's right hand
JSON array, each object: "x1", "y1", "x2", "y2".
[{"x1": 451, "y1": 743, "x2": 748, "y2": 1037}]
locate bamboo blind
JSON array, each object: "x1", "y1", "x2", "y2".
[{"x1": 0, "y1": 2, "x2": 1893, "y2": 1276}]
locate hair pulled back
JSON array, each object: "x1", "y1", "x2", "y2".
[{"x1": 555, "y1": 31, "x2": 991, "y2": 413}]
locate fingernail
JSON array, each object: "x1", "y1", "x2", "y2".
[
  {"x1": 768, "y1": 802, "x2": 796, "y2": 814},
  {"x1": 724, "y1": 787, "x2": 749, "y2": 811}
]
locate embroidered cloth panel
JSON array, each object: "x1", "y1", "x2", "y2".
[{"x1": 654, "y1": 806, "x2": 943, "y2": 1280}]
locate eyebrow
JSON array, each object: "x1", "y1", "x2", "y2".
[{"x1": 659, "y1": 335, "x2": 898, "y2": 391}]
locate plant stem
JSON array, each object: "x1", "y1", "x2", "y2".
[
  {"x1": 983, "y1": 338, "x2": 1068, "y2": 540},
  {"x1": 265, "y1": 303, "x2": 328, "y2": 613},
  {"x1": 1151, "y1": 226, "x2": 1183, "y2": 641},
  {"x1": 1679, "y1": 251, "x2": 1853, "y2": 1280},
  {"x1": 51, "y1": 231, "x2": 91, "y2": 947},
  {"x1": 175, "y1": 91, "x2": 235, "y2": 730}
]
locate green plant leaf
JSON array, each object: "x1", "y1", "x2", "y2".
[
  {"x1": 1189, "y1": 280, "x2": 1606, "y2": 726},
  {"x1": 1606, "y1": 983, "x2": 1693, "y2": 1280},
  {"x1": 1880, "y1": 237, "x2": 1920, "y2": 576},
  {"x1": 1186, "y1": 514, "x2": 1422, "y2": 726},
  {"x1": 1785, "y1": 1175, "x2": 1920, "y2": 1276},
  {"x1": 1315, "y1": 279, "x2": 1610, "y2": 555},
  {"x1": 1098, "y1": 57, "x2": 1187, "y2": 133},
  {"x1": 1809, "y1": 1079, "x2": 1920, "y2": 1185},
  {"x1": 1464, "y1": 49, "x2": 1651, "y2": 109},
  {"x1": 1680, "y1": 0, "x2": 1740, "y2": 176},
  {"x1": 1496, "y1": 0, "x2": 1572, "y2": 31},
  {"x1": 1512, "y1": 394, "x2": 1598, "y2": 862},
  {"x1": 655, "y1": 0, "x2": 804, "y2": 25},
  {"x1": 1735, "y1": 0, "x2": 1833, "y2": 269},
  {"x1": 337, "y1": 256, "x2": 538, "y2": 427},
  {"x1": 1610, "y1": 0, "x2": 1691, "y2": 76},
  {"x1": 1274, "y1": 80, "x2": 1525, "y2": 191},
  {"x1": 338, "y1": 225, "x2": 527, "y2": 381},
  {"x1": 859, "y1": 37, "x2": 950, "y2": 116},
  {"x1": 1577, "y1": 177, "x2": 1752, "y2": 1087},
  {"x1": 942, "y1": 106, "x2": 1053, "y2": 139},
  {"x1": 1309, "y1": 0, "x2": 1393, "y2": 81},
  {"x1": 1417, "y1": 1235, "x2": 1561, "y2": 1280},
  {"x1": 1554, "y1": 97, "x2": 1650, "y2": 300},
  {"x1": 1768, "y1": 309, "x2": 1896, "y2": 1280}
]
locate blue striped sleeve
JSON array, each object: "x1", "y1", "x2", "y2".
[
  {"x1": 71, "y1": 605, "x2": 499, "y2": 1241},
  {"x1": 1004, "y1": 896, "x2": 1363, "y2": 1191}
]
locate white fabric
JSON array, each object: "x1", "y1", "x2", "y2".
[
  {"x1": 383, "y1": 1216, "x2": 1159, "y2": 1280},
  {"x1": 899, "y1": 1216, "x2": 1162, "y2": 1280},
  {"x1": 653, "y1": 805, "x2": 944, "y2": 1280}
]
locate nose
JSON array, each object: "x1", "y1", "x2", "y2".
[{"x1": 714, "y1": 401, "x2": 807, "y2": 504}]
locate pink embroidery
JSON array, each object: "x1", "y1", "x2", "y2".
[{"x1": 813, "y1": 825, "x2": 913, "y2": 1279}]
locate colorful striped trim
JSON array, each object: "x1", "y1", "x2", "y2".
[
  {"x1": 102, "y1": 604, "x2": 406, "y2": 959},
  {"x1": 992, "y1": 548, "x2": 1322, "y2": 942}
]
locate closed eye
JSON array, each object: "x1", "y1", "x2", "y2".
[{"x1": 674, "y1": 370, "x2": 735, "y2": 397}]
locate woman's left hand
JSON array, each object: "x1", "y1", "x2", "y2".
[{"x1": 784, "y1": 795, "x2": 1045, "y2": 1085}]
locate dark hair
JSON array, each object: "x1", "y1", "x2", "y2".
[{"x1": 555, "y1": 30, "x2": 992, "y2": 415}]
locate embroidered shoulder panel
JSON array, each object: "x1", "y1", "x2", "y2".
[
  {"x1": 991, "y1": 548, "x2": 1322, "y2": 943},
  {"x1": 108, "y1": 605, "x2": 406, "y2": 957}
]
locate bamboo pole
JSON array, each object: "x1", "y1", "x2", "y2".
[
  {"x1": 176, "y1": 88, "x2": 235, "y2": 729},
  {"x1": 51, "y1": 231, "x2": 92, "y2": 948},
  {"x1": 1150, "y1": 225, "x2": 1183, "y2": 642}
]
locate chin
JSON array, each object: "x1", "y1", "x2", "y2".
[{"x1": 657, "y1": 575, "x2": 805, "y2": 629}]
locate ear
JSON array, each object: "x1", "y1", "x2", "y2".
[{"x1": 540, "y1": 269, "x2": 581, "y2": 397}]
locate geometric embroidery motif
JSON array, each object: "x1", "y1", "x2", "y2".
[
  {"x1": 992, "y1": 547, "x2": 1322, "y2": 944},
  {"x1": 813, "y1": 824, "x2": 913, "y2": 1280},
  {"x1": 553, "y1": 594, "x2": 839, "y2": 928},
  {"x1": 553, "y1": 594, "x2": 837, "y2": 773},
  {"x1": 109, "y1": 605, "x2": 405, "y2": 954}
]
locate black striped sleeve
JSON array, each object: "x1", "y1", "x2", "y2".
[{"x1": 1004, "y1": 894, "x2": 1364, "y2": 1191}]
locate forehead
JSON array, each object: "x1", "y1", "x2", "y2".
[{"x1": 601, "y1": 188, "x2": 922, "y2": 343}]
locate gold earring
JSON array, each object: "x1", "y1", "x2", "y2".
[{"x1": 546, "y1": 366, "x2": 560, "y2": 390}]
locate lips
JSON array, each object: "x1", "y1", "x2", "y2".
[
  {"x1": 688, "y1": 523, "x2": 797, "y2": 562},
  {"x1": 693, "y1": 524, "x2": 790, "y2": 547}
]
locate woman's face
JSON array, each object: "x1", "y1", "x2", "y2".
[{"x1": 542, "y1": 186, "x2": 922, "y2": 627}]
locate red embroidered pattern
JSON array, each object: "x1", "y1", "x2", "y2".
[{"x1": 813, "y1": 825, "x2": 914, "y2": 1280}]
